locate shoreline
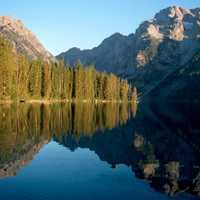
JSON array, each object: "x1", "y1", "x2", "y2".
[{"x1": 0, "y1": 99, "x2": 138, "y2": 105}]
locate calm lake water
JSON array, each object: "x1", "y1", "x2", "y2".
[{"x1": 0, "y1": 102, "x2": 199, "y2": 200}]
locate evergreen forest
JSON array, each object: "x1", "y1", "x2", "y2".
[{"x1": 0, "y1": 36, "x2": 137, "y2": 102}]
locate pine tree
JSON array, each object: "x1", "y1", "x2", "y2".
[
  {"x1": 74, "y1": 60, "x2": 84, "y2": 100},
  {"x1": 0, "y1": 36, "x2": 17, "y2": 100},
  {"x1": 28, "y1": 60, "x2": 42, "y2": 98},
  {"x1": 17, "y1": 54, "x2": 30, "y2": 100},
  {"x1": 41, "y1": 62, "x2": 51, "y2": 99}
]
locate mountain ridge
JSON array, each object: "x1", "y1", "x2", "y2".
[
  {"x1": 0, "y1": 16, "x2": 54, "y2": 61},
  {"x1": 57, "y1": 6, "x2": 200, "y2": 94}
]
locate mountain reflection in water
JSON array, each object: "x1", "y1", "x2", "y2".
[
  {"x1": 0, "y1": 103, "x2": 136, "y2": 177},
  {"x1": 0, "y1": 101, "x2": 200, "y2": 199}
]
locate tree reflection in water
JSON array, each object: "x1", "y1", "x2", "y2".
[{"x1": 0, "y1": 101, "x2": 200, "y2": 198}]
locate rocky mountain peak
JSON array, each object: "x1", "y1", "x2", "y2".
[
  {"x1": 0, "y1": 16, "x2": 54, "y2": 60},
  {"x1": 134, "y1": 6, "x2": 200, "y2": 68},
  {"x1": 0, "y1": 16, "x2": 24, "y2": 29},
  {"x1": 136, "y1": 6, "x2": 200, "y2": 42},
  {"x1": 156, "y1": 6, "x2": 191, "y2": 20}
]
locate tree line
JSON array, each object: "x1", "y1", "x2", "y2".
[{"x1": 0, "y1": 36, "x2": 137, "y2": 102}]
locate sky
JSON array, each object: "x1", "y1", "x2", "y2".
[{"x1": 0, "y1": 0, "x2": 199, "y2": 55}]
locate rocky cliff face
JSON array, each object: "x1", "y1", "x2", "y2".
[
  {"x1": 0, "y1": 16, "x2": 54, "y2": 60},
  {"x1": 57, "y1": 6, "x2": 200, "y2": 94},
  {"x1": 58, "y1": 33, "x2": 134, "y2": 74},
  {"x1": 145, "y1": 52, "x2": 200, "y2": 101},
  {"x1": 132, "y1": 6, "x2": 200, "y2": 92}
]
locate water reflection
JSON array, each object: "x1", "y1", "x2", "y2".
[
  {"x1": 0, "y1": 102, "x2": 135, "y2": 178},
  {"x1": 0, "y1": 101, "x2": 199, "y2": 198},
  {"x1": 133, "y1": 102, "x2": 200, "y2": 197}
]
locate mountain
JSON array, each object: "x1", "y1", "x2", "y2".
[
  {"x1": 0, "y1": 16, "x2": 54, "y2": 60},
  {"x1": 58, "y1": 33, "x2": 134, "y2": 74},
  {"x1": 57, "y1": 6, "x2": 200, "y2": 94},
  {"x1": 145, "y1": 52, "x2": 200, "y2": 101}
]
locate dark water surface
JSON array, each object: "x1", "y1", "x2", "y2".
[{"x1": 0, "y1": 102, "x2": 199, "y2": 200}]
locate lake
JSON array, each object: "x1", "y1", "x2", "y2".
[{"x1": 0, "y1": 102, "x2": 199, "y2": 200}]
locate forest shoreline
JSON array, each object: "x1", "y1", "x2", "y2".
[{"x1": 0, "y1": 99, "x2": 138, "y2": 105}]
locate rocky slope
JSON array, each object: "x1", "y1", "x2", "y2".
[
  {"x1": 0, "y1": 16, "x2": 54, "y2": 60},
  {"x1": 58, "y1": 33, "x2": 134, "y2": 74},
  {"x1": 57, "y1": 6, "x2": 200, "y2": 94},
  {"x1": 145, "y1": 52, "x2": 200, "y2": 101}
]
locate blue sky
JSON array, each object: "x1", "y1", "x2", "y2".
[{"x1": 0, "y1": 0, "x2": 199, "y2": 55}]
